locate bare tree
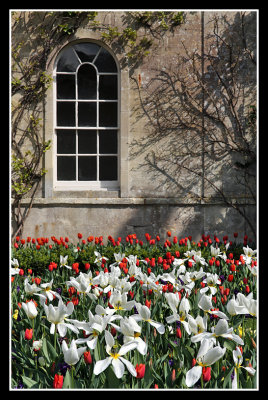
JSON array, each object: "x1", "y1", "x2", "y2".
[{"x1": 130, "y1": 11, "x2": 257, "y2": 238}]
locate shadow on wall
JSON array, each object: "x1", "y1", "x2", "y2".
[{"x1": 126, "y1": 10, "x2": 256, "y2": 242}]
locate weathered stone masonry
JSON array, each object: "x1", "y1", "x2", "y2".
[{"x1": 11, "y1": 11, "x2": 257, "y2": 242}]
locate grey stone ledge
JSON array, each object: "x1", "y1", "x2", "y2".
[{"x1": 11, "y1": 196, "x2": 256, "y2": 207}]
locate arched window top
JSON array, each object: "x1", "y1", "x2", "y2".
[
  {"x1": 54, "y1": 41, "x2": 119, "y2": 188},
  {"x1": 56, "y1": 42, "x2": 118, "y2": 73}
]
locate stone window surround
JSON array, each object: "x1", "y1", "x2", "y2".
[{"x1": 44, "y1": 32, "x2": 129, "y2": 199}]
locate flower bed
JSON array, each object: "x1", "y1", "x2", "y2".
[{"x1": 11, "y1": 232, "x2": 257, "y2": 389}]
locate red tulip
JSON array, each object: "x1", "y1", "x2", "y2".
[
  {"x1": 202, "y1": 366, "x2": 211, "y2": 382},
  {"x1": 53, "y1": 374, "x2": 64, "y2": 389},
  {"x1": 171, "y1": 368, "x2": 176, "y2": 382},
  {"x1": 176, "y1": 327, "x2": 182, "y2": 338},
  {"x1": 136, "y1": 364, "x2": 145, "y2": 379},
  {"x1": 228, "y1": 274, "x2": 234, "y2": 282},
  {"x1": 25, "y1": 328, "x2": 33, "y2": 340},
  {"x1": 84, "y1": 351, "x2": 92, "y2": 364}
]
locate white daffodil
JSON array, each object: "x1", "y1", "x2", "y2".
[
  {"x1": 204, "y1": 318, "x2": 244, "y2": 345},
  {"x1": 247, "y1": 262, "x2": 257, "y2": 277},
  {"x1": 236, "y1": 292, "x2": 257, "y2": 317},
  {"x1": 187, "y1": 268, "x2": 207, "y2": 283},
  {"x1": 165, "y1": 295, "x2": 191, "y2": 334},
  {"x1": 93, "y1": 270, "x2": 109, "y2": 290},
  {"x1": 62, "y1": 339, "x2": 87, "y2": 366},
  {"x1": 109, "y1": 289, "x2": 135, "y2": 311},
  {"x1": 165, "y1": 291, "x2": 181, "y2": 314},
  {"x1": 60, "y1": 255, "x2": 72, "y2": 269},
  {"x1": 94, "y1": 251, "x2": 108, "y2": 267},
  {"x1": 185, "y1": 338, "x2": 226, "y2": 387},
  {"x1": 93, "y1": 330, "x2": 137, "y2": 379},
  {"x1": 118, "y1": 277, "x2": 135, "y2": 294},
  {"x1": 198, "y1": 294, "x2": 229, "y2": 320},
  {"x1": 102, "y1": 272, "x2": 121, "y2": 294},
  {"x1": 210, "y1": 245, "x2": 227, "y2": 261},
  {"x1": 119, "y1": 316, "x2": 147, "y2": 355},
  {"x1": 184, "y1": 250, "x2": 208, "y2": 267},
  {"x1": 242, "y1": 246, "x2": 257, "y2": 265},
  {"x1": 43, "y1": 297, "x2": 79, "y2": 336},
  {"x1": 226, "y1": 295, "x2": 249, "y2": 317},
  {"x1": 200, "y1": 273, "x2": 221, "y2": 296},
  {"x1": 36, "y1": 279, "x2": 62, "y2": 304},
  {"x1": 73, "y1": 305, "x2": 122, "y2": 350},
  {"x1": 24, "y1": 278, "x2": 42, "y2": 296},
  {"x1": 173, "y1": 258, "x2": 187, "y2": 270},
  {"x1": 133, "y1": 303, "x2": 165, "y2": 334},
  {"x1": 232, "y1": 346, "x2": 256, "y2": 389},
  {"x1": 110, "y1": 252, "x2": 126, "y2": 268},
  {"x1": 66, "y1": 271, "x2": 95, "y2": 296},
  {"x1": 178, "y1": 272, "x2": 195, "y2": 295},
  {"x1": 11, "y1": 258, "x2": 20, "y2": 275},
  {"x1": 21, "y1": 300, "x2": 38, "y2": 319},
  {"x1": 189, "y1": 314, "x2": 210, "y2": 343}
]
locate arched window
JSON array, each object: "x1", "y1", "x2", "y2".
[{"x1": 54, "y1": 41, "x2": 119, "y2": 189}]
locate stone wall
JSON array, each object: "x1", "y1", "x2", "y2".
[{"x1": 11, "y1": 10, "x2": 257, "y2": 242}]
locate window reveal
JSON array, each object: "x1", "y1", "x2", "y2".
[{"x1": 55, "y1": 42, "x2": 118, "y2": 184}]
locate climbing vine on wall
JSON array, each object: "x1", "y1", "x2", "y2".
[{"x1": 11, "y1": 10, "x2": 186, "y2": 240}]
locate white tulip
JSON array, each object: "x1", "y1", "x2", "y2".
[
  {"x1": 186, "y1": 339, "x2": 226, "y2": 387},
  {"x1": 62, "y1": 339, "x2": 87, "y2": 366},
  {"x1": 21, "y1": 300, "x2": 38, "y2": 319},
  {"x1": 93, "y1": 330, "x2": 137, "y2": 379}
]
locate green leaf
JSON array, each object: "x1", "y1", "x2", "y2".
[
  {"x1": 62, "y1": 370, "x2": 72, "y2": 388},
  {"x1": 42, "y1": 337, "x2": 50, "y2": 362},
  {"x1": 46, "y1": 338, "x2": 58, "y2": 360},
  {"x1": 106, "y1": 365, "x2": 120, "y2": 388},
  {"x1": 223, "y1": 366, "x2": 234, "y2": 389},
  {"x1": 21, "y1": 375, "x2": 39, "y2": 388},
  {"x1": 223, "y1": 340, "x2": 236, "y2": 352},
  {"x1": 143, "y1": 364, "x2": 154, "y2": 388}
]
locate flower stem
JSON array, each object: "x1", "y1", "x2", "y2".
[{"x1": 54, "y1": 328, "x2": 57, "y2": 351}]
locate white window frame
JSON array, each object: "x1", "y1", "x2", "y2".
[{"x1": 53, "y1": 42, "x2": 120, "y2": 191}]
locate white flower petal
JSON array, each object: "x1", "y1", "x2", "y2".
[
  {"x1": 93, "y1": 357, "x2": 112, "y2": 375},
  {"x1": 120, "y1": 357, "x2": 137, "y2": 377},
  {"x1": 186, "y1": 366, "x2": 202, "y2": 387},
  {"x1": 112, "y1": 358, "x2": 125, "y2": 379}
]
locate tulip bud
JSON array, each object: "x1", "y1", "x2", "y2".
[
  {"x1": 25, "y1": 328, "x2": 33, "y2": 340},
  {"x1": 53, "y1": 374, "x2": 64, "y2": 389},
  {"x1": 202, "y1": 366, "x2": 211, "y2": 382},
  {"x1": 84, "y1": 351, "x2": 92, "y2": 364},
  {"x1": 136, "y1": 363, "x2": 146, "y2": 379},
  {"x1": 171, "y1": 368, "x2": 176, "y2": 382}
]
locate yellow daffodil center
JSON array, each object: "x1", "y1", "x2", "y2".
[
  {"x1": 110, "y1": 345, "x2": 120, "y2": 359},
  {"x1": 134, "y1": 332, "x2": 141, "y2": 338}
]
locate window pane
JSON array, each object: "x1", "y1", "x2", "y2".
[
  {"x1": 99, "y1": 102, "x2": 117, "y2": 127},
  {"x1": 99, "y1": 130, "x2": 117, "y2": 154},
  {"x1": 57, "y1": 102, "x2": 75, "y2": 126},
  {"x1": 57, "y1": 156, "x2": 76, "y2": 180},
  {"x1": 57, "y1": 47, "x2": 80, "y2": 72},
  {"x1": 78, "y1": 156, "x2": 97, "y2": 180},
  {"x1": 78, "y1": 64, "x2": 97, "y2": 99},
  {"x1": 99, "y1": 75, "x2": 117, "y2": 100},
  {"x1": 57, "y1": 130, "x2": 76, "y2": 154},
  {"x1": 78, "y1": 102, "x2": 96, "y2": 127},
  {"x1": 99, "y1": 156, "x2": 118, "y2": 180},
  {"x1": 78, "y1": 130, "x2": 97, "y2": 154},
  {"x1": 94, "y1": 48, "x2": 117, "y2": 72},
  {"x1": 73, "y1": 43, "x2": 100, "y2": 63},
  {"x1": 57, "y1": 74, "x2": 75, "y2": 99}
]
